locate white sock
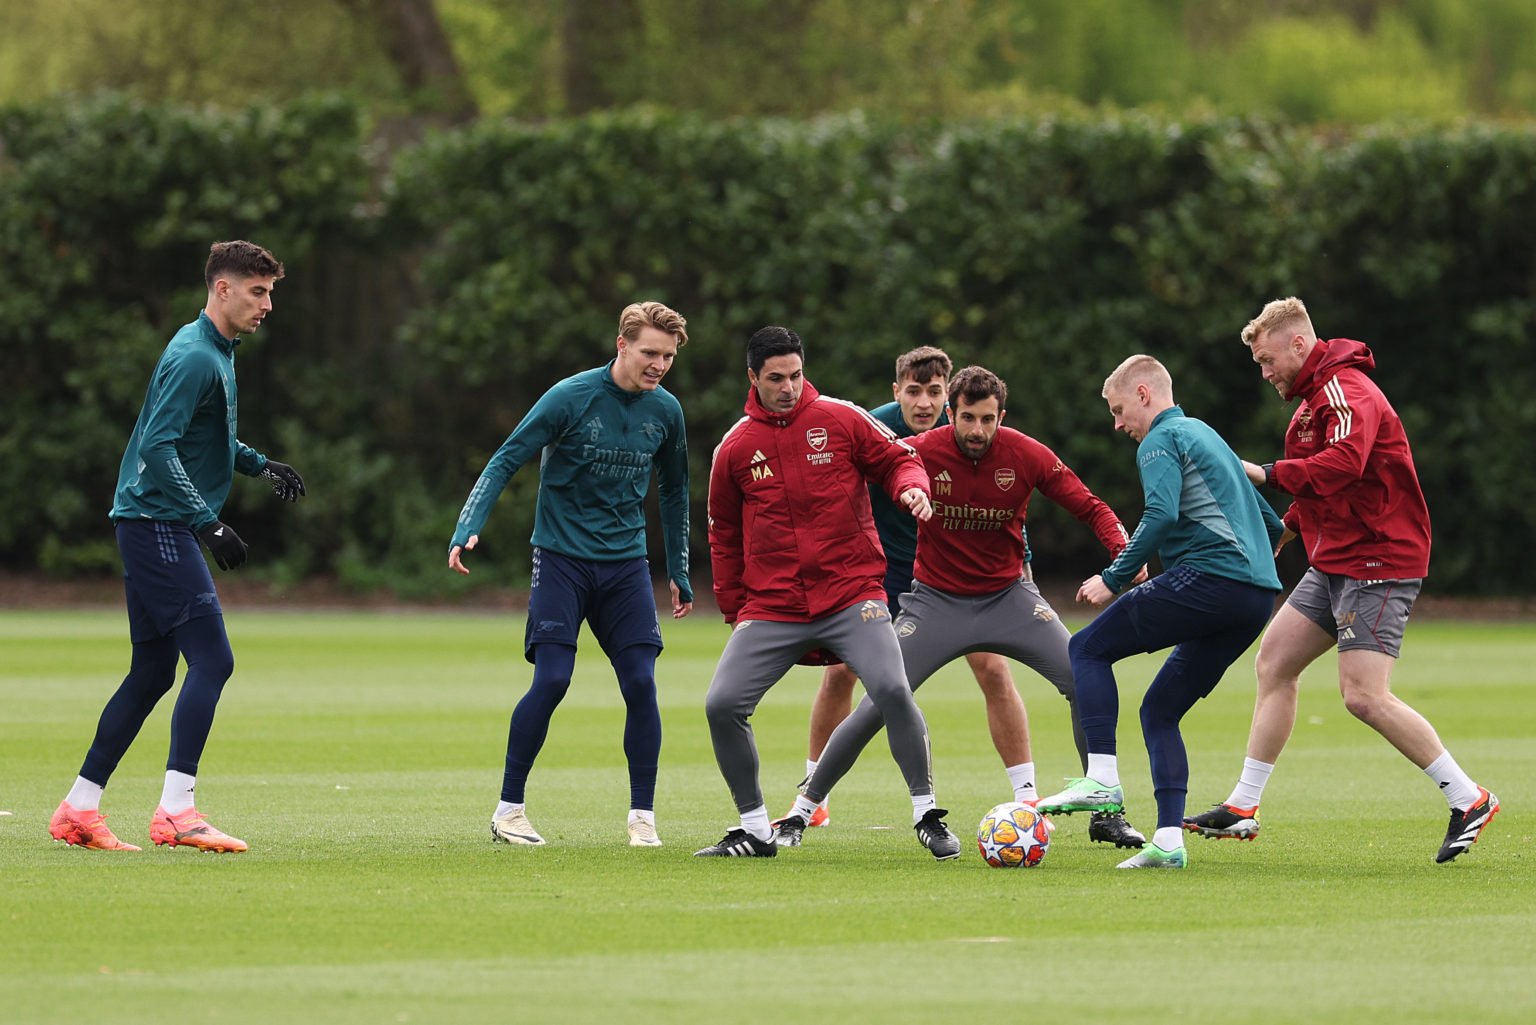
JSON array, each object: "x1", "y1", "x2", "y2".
[
  {"x1": 1086, "y1": 754, "x2": 1119, "y2": 787},
  {"x1": 1152, "y1": 826, "x2": 1185, "y2": 851},
  {"x1": 790, "y1": 794, "x2": 820, "y2": 822},
  {"x1": 740, "y1": 805, "x2": 772, "y2": 842},
  {"x1": 495, "y1": 801, "x2": 524, "y2": 820},
  {"x1": 66, "y1": 777, "x2": 104, "y2": 812},
  {"x1": 1424, "y1": 750, "x2": 1480, "y2": 810},
  {"x1": 628, "y1": 809, "x2": 654, "y2": 826},
  {"x1": 1006, "y1": 762, "x2": 1037, "y2": 803},
  {"x1": 160, "y1": 771, "x2": 197, "y2": 815},
  {"x1": 911, "y1": 792, "x2": 937, "y2": 824},
  {"x1": 1226, "y1": 757, "x2": 1275, "y2": 809}
]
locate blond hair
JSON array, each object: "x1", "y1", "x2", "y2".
[
  {"x1": 1102, "y1": 354, "x2": 1173, "y2": 400},
  {"x1": 619, "y1": 301, "x2": 688, "y2": 346},
  {"x1": 1241, "y1": 297, "x2": 1314, "y2": 348}
]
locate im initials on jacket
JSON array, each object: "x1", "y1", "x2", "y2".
[
  {"x1": 708, "y1": 379, "x2": 929, "y2": 623},
  {"x1": 111, "y1": 312, "x2": 267, "y2": 531},
  {"x1": 1272, "y1": 337, "x2": 1431, "y2": 580}
]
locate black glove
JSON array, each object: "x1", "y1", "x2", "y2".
[
  {"x1": 261, "y1": 460, "x2": 306, "y2": 502},
  {"x1": 198, "y1": 520, "x2": 249, "y2": 570}
]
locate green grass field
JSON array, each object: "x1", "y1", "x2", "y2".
[{"x1": 2, "y1": 609, "x2": 1532, "y2": 1024}]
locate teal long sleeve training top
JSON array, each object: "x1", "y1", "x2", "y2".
[
  {"x1": 451, "y1": 361, "x2": 692, "y2": 602},
  {"x1": 1101, "y1": 406, "x2": 1283, "y2": 595},
  {"x1": 111, "y1": 312, "x2": 266, "y2": 530}
]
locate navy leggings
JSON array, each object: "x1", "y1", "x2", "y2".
[
  {"x1": 80, "y1": 614, "x2": 235, "y2": 783},
  {"x1": 1070, "y1": 567, "x2": 1275, "y2": 829},
  {"x1": 501, "y1": 642, "x2": 662, "y2": 810}
]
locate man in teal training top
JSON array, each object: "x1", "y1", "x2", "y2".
[
  {"x1": 450, "y1": 301, "x2": 692, "y2": 849},
  {"x1": 50, "y1": 240, "x2": 306, "y2": 855},
  {"x1": 1038, "y1": 355, "x2": 1283, "y2": 869}
]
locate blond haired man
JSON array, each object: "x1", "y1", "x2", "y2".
[
  {"x1": 1038, "y1": 356, "x2": 1284, "y2": 869},
  {"x1": 1185, "y1": 298, "x2": 1499, "y2": 864},
  {"x1": 450, "y1": 301, "x2": 693, "y2": 848}
]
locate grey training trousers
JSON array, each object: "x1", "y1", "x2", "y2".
[
  {"x1": 705, "y1": 599, "x2": 934, "y2": 814},
  {"x1": 804, "y1": 578, "x2": 1085, "y2": 803}
]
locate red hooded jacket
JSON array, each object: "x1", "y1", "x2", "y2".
[
  {"x1": 709, "y1": 379, "x2": 930, "y2": 622},
  {"x1": 1273, "y1": 338, "x2": 1431, "y2": 579}
]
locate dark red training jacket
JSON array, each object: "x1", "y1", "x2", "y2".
[
  {"x1": 709, "y1": 380, "x2": 930, "y2": 622},
  {"x1": 1274, "y1": 338, "x2": 1431, "y2": 579}
]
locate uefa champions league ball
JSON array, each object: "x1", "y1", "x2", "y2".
[{"x1": 977, "y1": 801, "x2": 1052, "y2": 868}]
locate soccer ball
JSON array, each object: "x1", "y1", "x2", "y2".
[{"x1": 977, "y1": 802, "x2": 1051, "y2": 868}]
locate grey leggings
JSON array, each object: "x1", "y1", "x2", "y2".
[{"x1": 705, "y1": 600, "x2": 934, "y2": 814}]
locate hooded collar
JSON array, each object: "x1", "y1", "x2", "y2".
[
  {"x1": 1288, "y1": 338, "x2": 1375, "y2": 402},
  {"x1": 745, "y1": 378, "x2": 820, "y2": 426}
]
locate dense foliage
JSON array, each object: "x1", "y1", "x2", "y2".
[
  {"x1": 3, "y1": 96, "x2": 1532, "y2": 595},
  {"x1": 7, "y1": 0, "x2": 1536, "y2": 123}
]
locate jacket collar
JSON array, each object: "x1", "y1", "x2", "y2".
[
  {"x1": 1149, "y1": 404, "x2": 1184, "y2": 431},
  {"x1": 745, "y1": 378, "x2": 820, "y2": 426},
  {"x1": 197, "y1": 311, "x2": 239, "y2": 354}
]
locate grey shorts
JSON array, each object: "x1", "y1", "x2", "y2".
[{"x1": 1286, "y1": 566, "x2": 1421, "y2": 657}]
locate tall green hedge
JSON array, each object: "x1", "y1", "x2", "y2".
[{"x1": 4, "y1": 96, "x2": 1533, "y2": 595}]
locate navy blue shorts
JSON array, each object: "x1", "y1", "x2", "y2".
[
  {"x1": 115, "y1": 520, "x2": 223, "y2": 642},
  {"x1": 523, "y1": 548, "x2": 662, "y2": 662},
  {"x1": 1074, "y1": 565, "x2": 1276, "y2": 701}
]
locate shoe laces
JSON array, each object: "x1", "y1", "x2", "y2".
[{"x1": 917, "y1": 809, "x2": 952, "y2": 836}]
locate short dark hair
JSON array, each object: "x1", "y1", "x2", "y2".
[
  {"x1": 948, "y1": 365, "x2": 1006, "y2": 410},
  {"x1": 205, "y1": 240, "x2": 284, "y2": 289},
  {"x1": 746, "y1": 325, "x2": 804, "y2": 374},
  {"x1": 894, "y1": 345, "x2": 952, "y2": 384}
]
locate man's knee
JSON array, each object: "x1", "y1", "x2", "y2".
[
  {"x1": 1338, "y1": 664, "x2": 1394, "y2": 724},
  {"x1": 129, "y1": 650, "x2": 180, "y2": 695},
  {"x1": 1068, "y1": 626, "x2": 1111, "y2": 665},
  {"x1": 967, "y1": 653, "x2": 1013, "y2": 695},
  {"x1": 1253, "y1": 640, "x2": 1300, "y2": 692},
  {"x1": 819, "y1": 662, "x2": 859, "y2": 700},
  {"x1": 704, "y1": 685, "x2": 748, "y2": 727},
  {"x1": 1139, "y1": 696, "x2": 1173, "y2": 732},
  {"x1": 859, "y1": 667, "x2": 913, "y2": 708},
  {"x1": 188, "y1": 638, "x2": 234, "y2": 682}
]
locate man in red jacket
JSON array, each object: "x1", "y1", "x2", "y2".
[
  {"x1": 1185, "y1": 297, "x2": 1499, "y2": 863},
  {"x1": 774, "y1": 366, "x2": 1147, "y2": 850},
  {"x1": 697, "y1": 326, "x2": 961, "y2": 861}
]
